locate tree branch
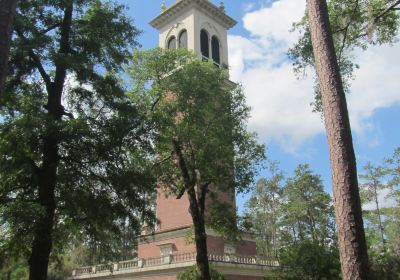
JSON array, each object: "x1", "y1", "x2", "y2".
[
  {"x1": 41, "y1": 22, "x2": 62, "y2": 34},
  {"x1": 172, "y1": 138, "x2": 194, "y2": 200},
  {"x1": 367, "y1": 0, "x2": 400, "y2": 36},
  {"x1": 337, "y1": 0, "x2": 359, "y2": 63},
  {"x1": 50, "y1": 0, "x2": 73, "y2": 119},
  {"x1": 15, "y1": 27, "x2": 53, "y2": 89}
]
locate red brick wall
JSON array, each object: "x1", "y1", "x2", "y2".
[
  {"x1": 156, "y1": 187, "x2": 193, "y2": 231},
  {"x1": 205, "y1": 188, "x2": 236, "y2": 214},
  {"x1": 138, "y1": 235, "x2": 196, "y2": 259},
  {"x1": 236, "y1": 239, "x2": 257, "y2": 256},
  {"x1": 207, "y1": 235, "x2": 256, "y2": 256}
]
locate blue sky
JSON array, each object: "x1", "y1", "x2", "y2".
[{"x1": 120, "y1": 0, "x2": 400, "y2": 211}]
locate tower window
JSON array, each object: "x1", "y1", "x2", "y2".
[
  {"x1": 200, "y1": 29, "x2": 209, "y2": 59},
  {"x1": 212, "y1": 36, "x2": 221, "y2": 65},
  {"x1": 167, "y1": 36, "x2": 176, "y2": 49},
  {"x1": 178, "y1": 30, "x2": 188, "y2": 49}
]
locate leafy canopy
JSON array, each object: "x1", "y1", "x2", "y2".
[
  {"x1": 128, "y1": 48, "x2": 264, "y2": 199},
  {"x1": 289, "y1": 0, "x2": 400, "y2": 111},
  {"x1": 0, "y1": 0, "x2": 155, "y2": 264}
]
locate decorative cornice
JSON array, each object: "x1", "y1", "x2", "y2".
[{"x1": 150, "y1": 0, "x2": 237, "y2": 30}]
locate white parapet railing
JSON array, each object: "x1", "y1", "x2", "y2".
[
  {"x1": 117, "y1": 259, "x2": 138, "y2": 271},
  {"x1": 72, "y1": 252, "x2": 279, "y2": 277}
]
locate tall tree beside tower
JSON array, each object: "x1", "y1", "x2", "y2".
[
  {"x1": 0, "y1": 1, "x2": 156, "y2": 279},
  {"x1": 306, "y1": 0, "x2": 370, "y2": 279},
  {"x1": 129, "y1": 49, "x2": 264, "y2": 280},
  {"x1": 0, "y1": 0, "x2": 17, "y2": 102}
]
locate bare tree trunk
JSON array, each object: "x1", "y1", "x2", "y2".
[
  {"x1": 306, "y1": 0, "x2": 370, "y2": 279},
  {"x1": 0, "y1": 0, "x2": 17, "y2": 102}
]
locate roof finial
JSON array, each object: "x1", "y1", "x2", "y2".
[
  {"x1": 161, "y1": 1, "x2": 167, "y2": 13},
  {"x1": 219, "y1": 1, "x2": 225, "y2": 12}
]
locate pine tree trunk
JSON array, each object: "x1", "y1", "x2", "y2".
[
  {"x1": 0, "y1": 0, "x2": 17, "y2": 102},
  {"x1": 306, "y1": 0, "x2": 370, "y2": 279}
]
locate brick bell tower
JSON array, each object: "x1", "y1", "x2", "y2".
[{"x1": 137, "y1": 1, "x2": 261, "y2": 279}]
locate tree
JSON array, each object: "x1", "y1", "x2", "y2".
[
  {"x1": 359, "y1": 162, "x2": 389, "y2": 248},
  {"x1": 0, "y1": 0, "x2": 17, "y2": 102},
  {"x1": 306, "y1": 0, "x2": 370, "y2": 279},
  {"x1": 280, "y1": 164, "x2": 336, "y2": 247},
  {"x1": 387, "y1": 147, "x2": 400, "y2": 191},
  {"x1": 277, "y1": 240, "x2": 340, "y2": 280},
  {"x1": 246, "y1": 163, "x2": 339, "y2": 279},
  {"x1": 0, "y1": 1, "x2": 155, "y2": 279},
  {"x1": 244, "y1": 161, "x2": 283, "y2": 258},
  {"x1": 356, "y1": 152, "x2": 400, "y2": 279},
  {"x1": 128, "y1": 48, "x2": 265, "y2": 280},
  {"x1": 290, "y1": 0, "x2": 400, "y2": 112}
]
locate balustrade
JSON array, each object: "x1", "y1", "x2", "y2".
[
  {"x1": 73, "y1": 252, "x2": 279, "y2": 276},
  {"x1": 118, "y1": 259, "x2": 138, "y2": 270}
]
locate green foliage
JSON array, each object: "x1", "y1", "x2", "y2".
[
  {"x1": 128, "y1": 48, "x2": 264, "y2": 278},
  {"x1": 280, "y1": 164, "x2": 336, "y2": 246},
  {"x1": 244, "y1": 161, "x2": 283, "y2": 258},
  {"x1": 207, "y1": 201, "x2": 239, "y2": 242},
  {"x1": 128, "y1": 47, "x2": 264, "y2": 233},
  {"x1": 245, "y1": 163, "x2": 339, "y2": 279},
  {"x1": 177, "y1": 265, "x2": 225, "y2": 280},
  {"x1": 289, "y1": 0, "x2": 400, "y2": 112},
  {"x1": 358, "y1": 150, "x2": 400, "y2": 279},
  {"x1": 359, "y1": 162, "x2": 389, "y2": 248},
  {"x1": 0, "y1": 0, "x2": 155, "y2": 276},
  {"x1": 276, "y1": 240, "x2": 341, "y2": 280}
]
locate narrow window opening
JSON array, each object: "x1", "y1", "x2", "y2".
[
  {"x1": 200, "y1": 29, "x2": 209, "y2": 59},
  {"x1": 179, "y1": 30, "x2": 188, "y2": 49},
  {"x1": 212, "y1": 36, "x2": 221, "y2": 65},
  {"x1": 167, "y1": 36, "x2": 176, "y2": 49}
]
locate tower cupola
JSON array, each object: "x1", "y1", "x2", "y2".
[{"x1": 150, "y1": 0, "x2": 236, "y2": 68}]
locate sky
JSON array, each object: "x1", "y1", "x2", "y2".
[{"x1": 119, "y1": 0, "x2": 400, "y2": 211}]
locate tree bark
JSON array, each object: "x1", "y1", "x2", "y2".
[
  {"x1": 29, "y1": 135, "x2": 58, "y2": 280},
  {"x1": 28, "y1": 1, "x2": 73, "y2": 279},
  {"x1": 306, "y1": 0, "x2": 370, "y2": 279},
  {"x1": 0, "y1": 0, "x2": 17, "y2": 103},
  {"x1": 187, "y1": 186, "x2": 210, "y2": 280}
]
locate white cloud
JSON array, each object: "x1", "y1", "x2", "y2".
[
  {"x1": 236, "y1": 62, "x2": 323, "y2": 151},
  {"x1": 242, "y1": 0, "x2": 305, "y2": 46},
  {"x1": 363, "y1": 188, "x2": 398, "y2": 211},
  {"x1": 228, "y1": 0, "x2": 400, "y2": 152},
  {"x1": 348, "y1": 42, "x2": 400, "y2": 133}
]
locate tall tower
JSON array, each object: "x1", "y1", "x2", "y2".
[
  {"x1": 143, "y1": 0, "x2": 238, "y2": 236},
  {"x1": 138, "y1": 0, "x2": 259, "y2": 272}
]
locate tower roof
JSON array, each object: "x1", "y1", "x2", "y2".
[{"x1": 150, "y1": 0, "x2": 237, "y2": 30}]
